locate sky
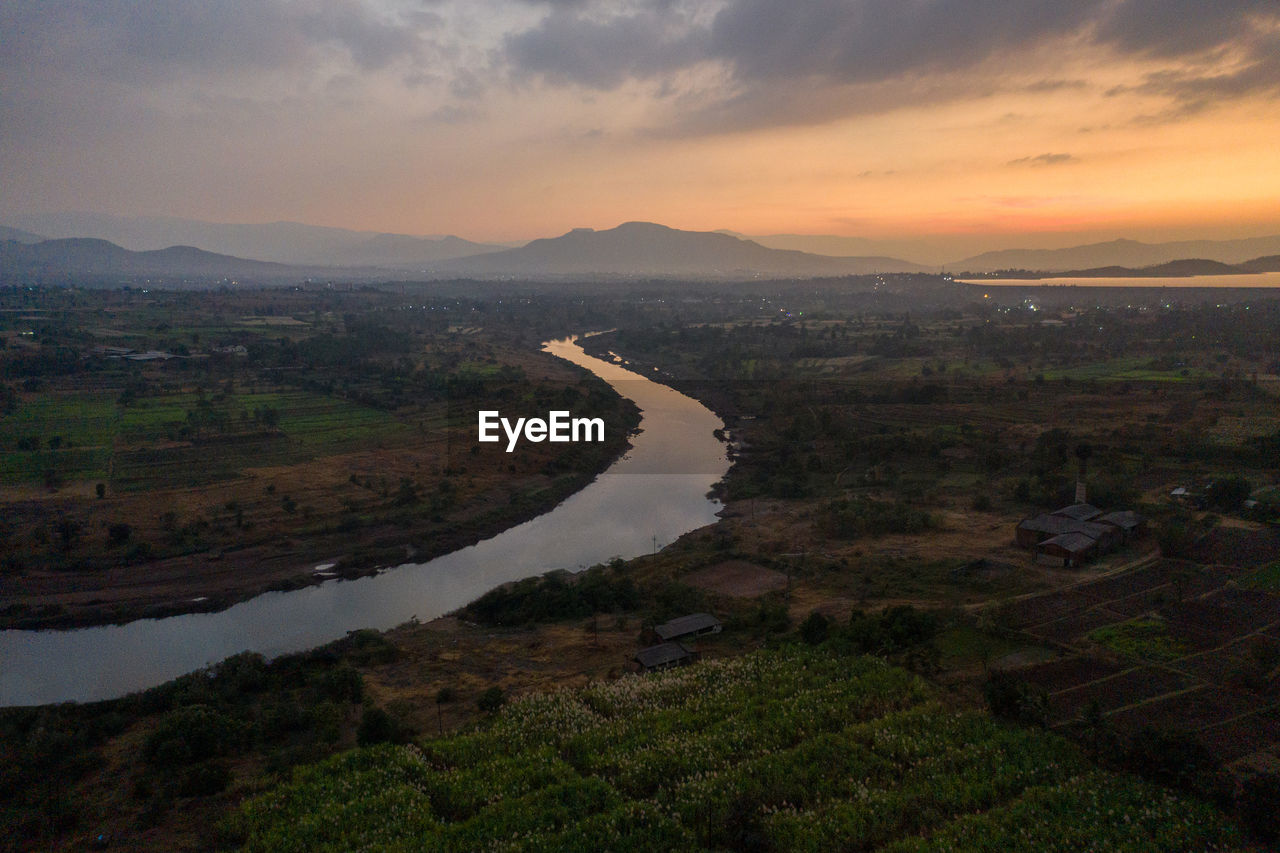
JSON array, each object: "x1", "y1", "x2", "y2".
[{"x1": 2, "y1": 0, "x2": 1280, "y2": 258}]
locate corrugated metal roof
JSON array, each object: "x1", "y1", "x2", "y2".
[
  {"x1": 1018, "y1": 515, "x2": 1110, "y2": 539},
  {"x1": 655, "y1": 613, "x2": 721, "y2": 641},
  {"x1": 1051, "y1": 504, "x2": 1103, "y2": 522},
  {"x1": 634, "y1": 642, "x2": 693, "y2": 669},
  {"x1": 1039, "y1": 532, "x2": 1097, "y2": 554},
  {"x1": 1098, "y1": 510, "x2": 1142, "y2": 529}
]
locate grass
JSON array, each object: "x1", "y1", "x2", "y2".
[
  {"x1": 1, "y1": 386, "x2": 415, "y2": 490},
  {"x1": 109, "y1": 391, "x2": 412, "y2": 492},
  {"x1": 0, "y1": 393, "x2": 119, "y2": 484},
  {"x1": 933, "y1": 625, "x2": 1030, "y2": 669},
  {"x1": 1040, "y1": 357, "x2": 1212, "y2": 382},
  {"x1": 0, "y1": 393, "x2": 118, "y2": 450},
  {"x1": 1088, "y1": 617, "x2": 1189, "y2": 661},
  {"x1": 1241, "y1": 562, "x2": 1280, "y2": 593}
]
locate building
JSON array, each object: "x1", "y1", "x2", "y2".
[
  {"x1": 1035, "y1": 532, "x2": 1098, "y2": 568},
  {"x1": 1015, "y1": 502, "x2": 1141, "y2": 568},
  {"x1": 634, "y1": 642, "x2": 695, "y2": 672},
  {"x1": 1051, "y1": 503, "x2": 1103, "y2": 523},
  {"x1": 654, "y1": 613, "x2": 722, "y2": 643},
  {"x1": 1015, "y1": 514, "x2": 1114, "y2": 550},
  {"x1": 1097, "y1": 510, "x2": 1146, "y2": 543}
]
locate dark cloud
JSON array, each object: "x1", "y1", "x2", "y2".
[
  {"x1": 706, "y1": 0, "x2": 1099, "y2": 86},
  {"x1": 1092, "y1": 0, "x2": 1276, "y2": 58},
  {"x1": 1025, "y1": 79, "x2": 1090, "y2": 93},
  {"x1": 500, "y1": 0, "x2": 1280, "y2": 132},
  {"x1": 504, "y1": 6, "x2": 707, "y2": 90},
  {"x1": 1111, "y1": 30, "x2": 1280, "y2": 109},
  {"x1": 0, "y1": 0, "x2": 421, "y2": 82},
  {"x1": 1008, "y1": 153, "x2": 1076, "y2": 167}
]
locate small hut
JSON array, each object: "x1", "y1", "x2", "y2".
[
  {"x1": 655, "y1": 613, "x2": 722, "y2": 643},
  {"x1": 634, "y1": 642, "x2": 695, "y2": 672}
]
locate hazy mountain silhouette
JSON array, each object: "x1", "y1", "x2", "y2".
[
  {"x1": 442, "y1": 222, "x2": 928, "y2": 277},
  {"x1": 7, "y1": 213, "x2": 505, "y2": 268},
  {"x1": 964, "y1": 256, "x2": 1280, "y2": 279},
  {"x1": 717, "y1": 230, "x2": 902, "y2": 259},
  {"x1": 1240, "y1": 255, "x2": 1280, "y2": 273},
  {"x1": 0, "y1": 238, "x2": 298, "y2": 280},
  {"x1": 954, "y1": 235, "x2": 1280, "y2": 272},
  {"x1": 0, "y1": 225, "x2": 45, "y2": 244}
]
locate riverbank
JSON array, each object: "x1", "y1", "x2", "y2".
[
  {"x1": 0, "y1": 446, "x2": 633, "y2": 632},
  {"x1": 0, "y1": 358, "x2": 641, "y2": 632}
]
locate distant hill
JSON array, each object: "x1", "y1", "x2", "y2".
[
  {"x1": 1062, "y1": 259, "x2": 1242, "y2": 278},
  {"x1": 954, "y1": 235, "x2": 1280, "y2": 273},
  {"x1": 0, "y1": 238, "x2": 299, "y2": 281},
  {"x1": 7, "y1": 213, "x2": 505, "y2": 268},
  {"x1": 441, "y1": 222, "x2": 929, "y2": 278},
  {"x1": 1240, "y1": 255, "x2": 1280, "y2": 273},
  {"x1": 0, "y1": 225, "x2": 45, "y2": 244},
  {"x1": 718, "y1": 230, "x2": 910, "y2": 259},
  {"x1": 966, "y1": 256, "x2": 1280, "y2": 280}
]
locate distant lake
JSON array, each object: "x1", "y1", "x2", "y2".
[{"x1": 957, "y1": 272, "x2": 1280, "y2": 288}]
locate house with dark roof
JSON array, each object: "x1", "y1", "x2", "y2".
[
  {"x1": 654, "y1": 613, "x2": 722, "y2": 643},
  {"x1": 634, "y1": 642, "x2": 695, "y2": 672},
  {"x1": 1035, "y1": 532, "x2": 1098, "y2": 568},
  {"x1": 1015, "y1": 514, "x2": 1115, "y2": 550},
  {"x1": 1097, "y1": 510, "x2": 1146, "y2": 543}
]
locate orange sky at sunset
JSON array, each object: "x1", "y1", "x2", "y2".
[{"x1": 3, "y1": 1, "x2": 1279, "y2": 260}]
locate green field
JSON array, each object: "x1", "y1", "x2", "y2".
[
  {"x1": 228, "y1": 646, "x2": 1241, "y2": 852},
  {"x1": 0, "y1": 388, "x2": 414, "y2": 489},
  {"x1": 1242, "y1": 562, "x2": 1280, "y2": 593},
  {"x1": 1089, "y1": 617, "x2": 1189, "y2": 661},
  {"x1": 1040, "y1": 357, "x2": 1212, "y2": 382},
  {"x1": 0, "y1": 393, "x2": 119, "y2": 483}
]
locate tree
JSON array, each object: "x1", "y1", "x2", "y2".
[
  {"x1": 476, "y1": 686, "x2": 505, "y2": 714},
  {"x1": 1207, "y1": 476, "x2": 1251, "y2": 511},
  {"x1": 435, "y1": 686, "x2": 457, "y2": 735},
  {"x1": 799, "y1": 611, "x2": 830, "y2": 646},
  {"x1": 356, "y1": 706, "x2": 398, "y2": 746},
  {"x1": 107, "y1": 523, "x2": 132, "y2": 547}
]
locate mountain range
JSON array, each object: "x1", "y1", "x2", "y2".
[
  {"x1": 436, "y1": 222, "x2": 929, "y2": 277},
  {"x1": 7, "y1": 212, "x2": 507, "y2": 269},
  {"x1": 0, "y1": 238, "x2": 300, "y2": 281},
  {"x1": 3, "y1": 214, "x2": 1280, "y2": 282},
  {"x1": 951, "y1": 235, "x2": 1280, "y2": 273}
]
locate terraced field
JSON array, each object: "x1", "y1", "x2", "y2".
[
  {"x1": 0, "y1": 392, "x2": 118, "y2": 484},
  {"x1": 999, "y1": 555, "x2": 1280, "y2": 767}
]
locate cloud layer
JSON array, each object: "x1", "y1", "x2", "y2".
[{"x1": 2, "y1": 1, "x2": 1278, "y2": 243}]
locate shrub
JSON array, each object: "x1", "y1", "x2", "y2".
[
  {"x1": 357, "y1": 706, "x2": 399, "y2": 746},
  {"x1": 145, "y1": 705, "x2": 244, "y2": 767},
  {"x1": 799, "y1": 611, "x2": 830, "y2": 646},
  {"x1": 476, "y1": 687, "x2": 506, "y2": 714}
]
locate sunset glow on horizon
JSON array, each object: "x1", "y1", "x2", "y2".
[{"x1": 3, "y1": 1, "x2": 1279, "y2": 260}]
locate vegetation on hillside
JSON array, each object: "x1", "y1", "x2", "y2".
[{"x1": 227, "y1": 645, "x2": 1242, "y2": 852}]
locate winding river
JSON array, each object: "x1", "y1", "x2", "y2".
[{"x1": 0, "y1": 338, "x2": 729, "y2": 706}]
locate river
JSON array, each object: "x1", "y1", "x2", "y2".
[{"x1": 0, "y1": 338, "x2": 729, "y2": 706}]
